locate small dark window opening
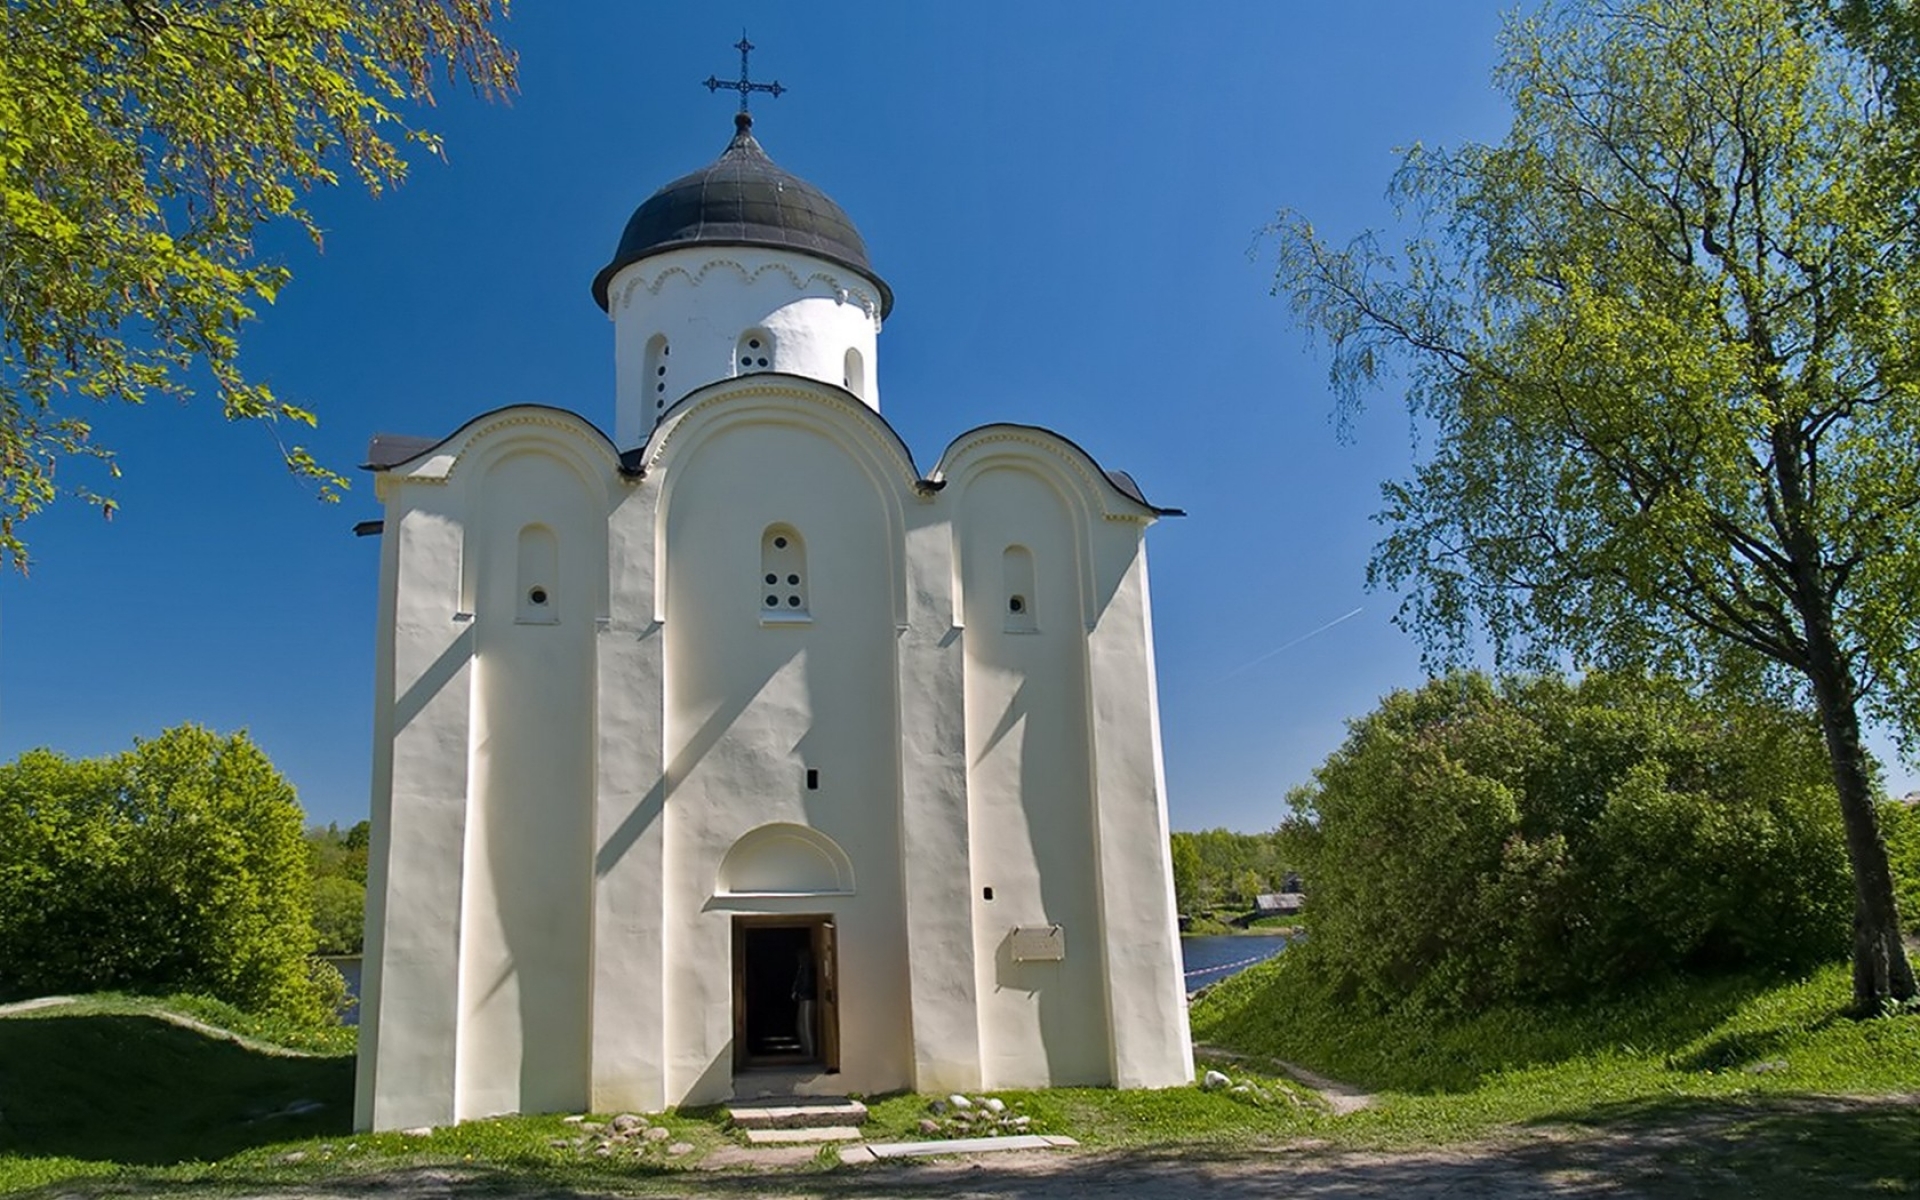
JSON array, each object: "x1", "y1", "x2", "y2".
[
  {"x1": 1009, "y1": 595, "x2": 1026, "y2": 614},
  {"x1": 774, "y1": 537, "x2": 788, "y2": 549},
  {"x1": 787, "y1": 595, "x2": 802, "y2": 607},
  {"x1": 982, "y1": 886, "x2": 994, "y2": 901},
  {"x1": 766, "y1": 594, "x2": 780, "y2": 607},
  {"x1": 806, "y1": 769, "x2": 819, "y2": 790},
  {"x1": 529, "y1": 587, "x2": 549, "y2": 606}
]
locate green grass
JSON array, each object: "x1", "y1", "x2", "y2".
[
  {"x1": 6, "y1": 969, "x2": 1918, "y2": 1197},
  {"x1": 1191, "y1": 950, "x2": 1920, "y2": 1134}
]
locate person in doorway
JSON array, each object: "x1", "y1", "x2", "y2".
[{"x1": 792, "y1": 946, "x2": 817, "y2": 1058}]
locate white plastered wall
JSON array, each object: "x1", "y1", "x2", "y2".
[
  {"x1": 357, "y1": 411, "x2": 623, "y2": 1131},
  {"x1": 646, "y1": 381, "x2": 917, "y2": 1105},
  {"x1": 937, "y1": 427, "x2": 1193, "y2": 1091},
  {"x1": 357, "y1": 388, "x2": 1190, "y2": 1129},
  {"x1": 605, "y1": 246, "x2": 885, "y2": 448},
  {"x1": 951, "y1": 456, "x2": 1112, "y2": 1088}
]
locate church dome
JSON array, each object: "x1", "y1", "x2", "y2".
[{"x1": 592, "y1": 113, "x2": 892, "y2": 316}]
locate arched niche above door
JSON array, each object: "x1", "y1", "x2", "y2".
[{"x1": 716, "y1": 823, "x2": 855, "y2": 896}]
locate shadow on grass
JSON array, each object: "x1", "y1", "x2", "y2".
[
  {"x1": 1521, "y1": 1093, "x2": 1920, "y2": 1198},
  {"x1": 0, "y1": 1012, "x2": 353, "y2": 1166}
]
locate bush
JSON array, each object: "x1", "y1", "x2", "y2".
[
  {"x1": 1884, "y1": 798, "x2": 1920, "y2": 931},
  {"x1": 0, "y1": 725, "x2": 334, "y2": 1023},
  {"x1": 1282, "y1": 673, "x2": 1851, "y2": 1014}
]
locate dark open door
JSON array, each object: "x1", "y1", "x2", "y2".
[{"x1": 814, "y1": 919, "x2": 840, "y2": 1074}]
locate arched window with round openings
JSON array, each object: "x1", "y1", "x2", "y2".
[
  {"x1": 736, "y1": 328, "x2": 774, "y2": 374},
  {"x1": 644, "y1": 334, "x2": 671, "y2": 415},
  {"x1": 760, "y1": 525, "x2": 809, "y2": 620},
  {"x1": 842, "y1": 347, "x2": 865, "y2": 398},
  {"x1": 517, "y1": 524, "x2": 559, "y2": 624},
  {"x1": 1003, "y1": 544, "x2": 1037, "y2": 633}
]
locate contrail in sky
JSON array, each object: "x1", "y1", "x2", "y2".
[{"x1": 1220, "y1": 606, "x2": 1365, "y2": 681}]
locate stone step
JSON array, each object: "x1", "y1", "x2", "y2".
[
  {"x1": 726, "y1": 1096, "x2": 869, "y2": 1130},
  {"x1": 742, "y1": 1125, "x2": 865, "y2": 1145}
]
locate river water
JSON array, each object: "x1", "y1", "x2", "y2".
[
  {"x1": 1179, "y1": 934, "x2": 1291, "y2": 993},
  {"x1": 326, "y1": 935, "x2": 1286, "y2": 1022}
]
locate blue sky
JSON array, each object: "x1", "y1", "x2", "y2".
[{"x1": 3, "y1": 2, "x2": 1911, "y2": 830}]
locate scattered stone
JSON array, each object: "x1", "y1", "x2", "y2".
[
  {"x1": 594, "y1": 1146, "x2": 612, "y2": 1158},
  {"x1": 401, "y1": 1126, "x2": 433, "y2": 1138},
  {"x1": 917, "y1": 1118, "x2": 940, "y2": 1135},
  {"x1": 644, "y1": 1125, "x2": 671, "y2": 1142},
  {"x1": 667, "y1": 1141, "x2": 693, "y2": 1155},
  {"x1": 928, "y1": 1099, "x2": 948, "y2": 1115},
  {"x1": 1009, "y1": 1116, "x2": 1031, "y2": 1129},
  {"x1": 612, "y1": 1113, "x2": 645, "y2": 1133},
  {"x1": 1202, "y1": 1069, "x2": 1231, "y2": 1091},
  {"x1": 581, "y1": 1121, "x2": 604, "y2": 1132},
  {"x1": 1748, "y1": 1059, "x2": 1790, "y2": 1074},
  {"x1": 278, "y1": 1151, "x2": 307, "y2": 1164},
  {"x1": 562, "y1": 1115, "x2": 586, "y2": 1124},
  {"x1": 1230, "y1": 1084, "x2": 1251, "y2": 1096},
  {"x1": 983, "y1": 1097, "x2": 1006, "y2": 1113},
  {"x1": 548, "y1": 1139, "x2": 570, "y2": 1149},
  {"x1": 948, "y1": 1093, "x2": 973, "y2": 1109}
]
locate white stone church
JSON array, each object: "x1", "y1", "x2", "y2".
[{"x1": 353, "y1": 110, "x2": 1192, "y2": 1132}]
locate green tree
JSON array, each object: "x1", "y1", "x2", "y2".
[
  {"x1": 310, "y1": 874, "x2": 366, "y2": 956},
  {"x1": 1284, "y1": 673, "x2": 1849, "y2": 1012},
  {"x1": 0, "y1": 725, "x2": 331, "y2": 1020},
  {"x1": 1812, "y1": 1, "x2": 1920, "y2": 132},
  {"x1": 1275, "y1": 0, "x2": 1918, "y2": 1010},
  {"x1": 0, "y1": 0, "x2": 515, "y2": 568},
  {"x1": 1169, "y1": 832, "x2": 1205, "y2": 915}
]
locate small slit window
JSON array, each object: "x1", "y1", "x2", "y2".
[
  {"x1": 761, "y1": 525, "x2": 809, "y2": 620},
  {"x1": 645, "y1": 334, "x2": 670, "y2": 413},
  {"x1": 517, "y1": 524, "x2": 559, "y2": 624},
  {"x1": 737, "y1": 328, "x2": 774, "y2": 374},
  {"x1": 843, "y1": 347, "x2": 866, "y2": 398},
  {"x1": 1003, "y1": 544, "x2": 1036, "y2": 633}
]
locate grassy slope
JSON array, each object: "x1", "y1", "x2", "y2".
[
  {"x1": 1192, "y1": 952, "x2": 1920, "y2": 1156},
  {"x1": 6, "y1": 969, "x2": 1918, "y2": 1196}
]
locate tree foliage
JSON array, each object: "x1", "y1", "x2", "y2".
[
  {"x1": 1275, "y1": 0, "x2": 1917, "y2": 1008},
  {"x1": 0, "y1": 725, "x2": 333, "y2": 1021},
  {"x1": 1283, "y1": 673, "x2": 1852, "y2": 1014},
  {"x1": 1168, "y1": 828, "x2": 1292, "y2": 914},
  {"x1": 304, "y1": 819, "x2": 367, "y2": 955},
  {"x1": 0, "y1": 0, "x2": 515, "y2": 569}
]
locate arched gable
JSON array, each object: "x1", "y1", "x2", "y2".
[{"x1": 641, "y1": 374, "x2": 917, "y2": 626}]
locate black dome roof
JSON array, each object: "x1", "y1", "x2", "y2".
[{"x1": 592, "y1": 113, "x2": 892, "y2": 316}]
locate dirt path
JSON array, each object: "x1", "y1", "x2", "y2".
[
  {"x1": 158, "y1": 1138, "x2": 1706, "y2": 1199},
  {"x1": 1193, "y1": 1041, "x2": 1375, "y2": 1113},
  {"x1": 123, "y1": 1095, "x2": 1914, "y2": 1200}
]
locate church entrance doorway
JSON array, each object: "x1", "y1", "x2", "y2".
[{"x1": 732, "y1": 915, "x2": 839, "y2": 1073}]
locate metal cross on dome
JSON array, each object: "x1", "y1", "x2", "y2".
[{"x1": 703, "y1": 32, "x2": 785, "y2": 114}]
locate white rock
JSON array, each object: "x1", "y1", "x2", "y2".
[
  {"x1": 562, "y1": 1114, "x2": 586, "y2": 1124},
  {"x1": 1201, "y1": 1069, "x2": 1231, "y2": 1091},
  {"x1": 668, "y1": 1142, "x2": 694, "y2": 1155},
  {"x1": 948, "y1": 1094, "x2": 973, "y2": 1109},
  {"x1": 611, "y1": 1113, "x2": 644, "y2": 1134},
  {"x1": 983, "y1": 1097, "x2": 1006, "y2": 1114},
  {"x1": 644, "y1": 1125, "x2": 670, "y2": 1142}
]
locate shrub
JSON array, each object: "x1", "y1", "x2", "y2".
[
  {"x1": 0, "y1": 726, "x2": 333, "y2": 1023},
  {"x1": 1282, "y1": 673, "x2": 1851, "y2": 1014}
]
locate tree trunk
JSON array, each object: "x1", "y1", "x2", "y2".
[{"x1": 1801, "y1": 621, "x2": 1917, "y2": 1013}]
